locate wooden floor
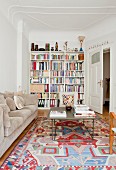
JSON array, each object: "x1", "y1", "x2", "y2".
[{"x1": 0, "y1": 107, "x2": 109, "y2": 166}]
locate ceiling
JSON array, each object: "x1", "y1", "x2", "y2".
[{"x1": 1, "y1": 0, "x2": 116, "y2": 31}]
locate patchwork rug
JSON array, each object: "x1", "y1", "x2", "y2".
[{"x1": 1, "y1": 117, "x2": 116, "y2": 170}]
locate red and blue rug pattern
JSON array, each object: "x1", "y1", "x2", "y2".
[{"x1": 1, "y1": 117, "x2": 116, "y2": 170}]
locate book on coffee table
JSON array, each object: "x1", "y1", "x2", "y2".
[
  {"x1": 74, "y1": 109, "x2": 96, "y2": 117},
  {"x1": 74, "y1": 104, "x2": 89, "y2": 111},
  {"x1": 50, "y1": 111, "x2": 67, "y2": 118}
]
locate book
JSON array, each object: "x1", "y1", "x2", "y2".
[
  {"x1": 74, "y1": 113, "x2": 96, "y2": 118},
  {"x1": 75, "y1": 110, "x2": 95, "y2": 114},
  {"x1": 74, "y1": 104, "x2": 89, "y2": 111},
  {"x1": 50, "y1": 111, "x2": 67, "y2": 118}
]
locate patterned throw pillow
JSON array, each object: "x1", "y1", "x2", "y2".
[{"x1": 62, "y1": 94, "x2": 74, "y2": 106}]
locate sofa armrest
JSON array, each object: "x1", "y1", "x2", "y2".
[
  {"x1": 0, "y1": 104, "x2": 11, "y2": 128},
  {"x1": 0, "y1": 107, "x2": 4, "y2": 144},
  {"x1": 22, "y1": 94, "x2": 38, "y2": 106}
]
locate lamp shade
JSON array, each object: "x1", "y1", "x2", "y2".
[{"x1": 78, "y1": 36, "x2": 85, "y2": 42}]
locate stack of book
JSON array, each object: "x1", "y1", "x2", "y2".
[
  {"x1": 49, "y1": 111, "x2": 67, "y2": 118},
  {"x1": 74, "y1": 105, "x2": 96, "y2": 117}
]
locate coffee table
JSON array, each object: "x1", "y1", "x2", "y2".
[{"x1": 48, "y1": 107, "x2": 100, "y2": 141}]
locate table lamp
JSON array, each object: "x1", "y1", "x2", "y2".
[{"x1": 78, "y1": 36, "x2": 85, "y2": 51}]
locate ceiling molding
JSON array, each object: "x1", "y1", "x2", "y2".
[
  {"x1": 6, "y1": 2, "x2": 116, "y2": 31},
  {"x1": 8, "y1": 5, "x2": 116, "y2": 18}
]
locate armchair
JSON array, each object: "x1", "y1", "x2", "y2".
[{"x1": 109, "y1": 112, "x2": 116, "y2": 154}]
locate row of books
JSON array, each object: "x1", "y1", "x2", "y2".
[
  {"x1": 65, "y1": 62, "x2": 84, "y2": 71},
  {"x1": 30, "y1": 61, "x2": 84, "y2": 71},
  {"x1": 50, "y1": 84, "x2": 64, "y2": 92},
  {"x1": 50, "y1": 61, "x2": 64, "y2": 70},
  {"x1": 31, "y1": 61, "x2": 49, "y2": 70},
  {"x1": 65, "y1": 85, "x2": 84, "y2": 92},
  {"x1": 65, "y1": 78, "x2": 84, "y2": 84},
  {"x1": 38, "y1": 99, "x2": 49, "y2": 107},
  {"x1": 65, "y1": 54, "x2": 79, "y2": 60},
  {"x1": 38, "y1": 99, "x2": 59, "y2": 107},
  {"x1": 51, "y1": 54, "x2": 64, "y2": 60},
  {"x1": 50, "y1": 70, "x2": 64, "y2": 76},
  {"x1": 65, "y1": 70, "x2": 84, "y2": 77},
  {"x1": 50, "y1": 77, "x2": 64, "y2": 84},
  {"x1": 31, "y1": 53, "x2": 84, "y2": 61},
  {"x1": 31, "y1": 54, "x2": 50, "y2": 60},
  {"x1": 30, "y1": 77, "x2": 49, "y2": 84},
  {"x1": 30, "y1": 70, "x2": 49, "y2": 77},
  {"x1": 50, "y1": 93, "x2": 59, "y2": 99},
  {"x1": 30, "y1": 70, "x2": 84, "y2": 78},
  {"x1": 37, "y1": 93, "x2": 49, "y2": 99}
]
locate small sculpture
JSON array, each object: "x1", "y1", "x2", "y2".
[{"x1": 65, "y1": 41, "x2": 68, "y2": 51}]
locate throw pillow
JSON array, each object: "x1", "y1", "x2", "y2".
[
  {"x1": 4, "y1": 91, "x2": 14, "y2": 99},
  {"x1": 6, "y1": 97, "x2": 16, "y2": 111},
  {"x1": 14, "y1": 96, "x2": 25, "y2": 110},
  {"x1": 62, "y1": 94, "x2": 74, "y2": 106}
]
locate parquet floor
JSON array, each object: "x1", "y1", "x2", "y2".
[{"x1": 0, "y1": 108, "x2": 109, "y2": 166}]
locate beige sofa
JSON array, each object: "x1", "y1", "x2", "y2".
[{"x1": 0, "y1": 92, "x2": 38, "y2": 158}]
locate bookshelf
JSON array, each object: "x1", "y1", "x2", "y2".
[{"x1": 30, "y1": 51, "x2": 84, "y2": 108}]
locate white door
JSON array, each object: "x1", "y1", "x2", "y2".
[{"x1": 89, "y1": 48, "x2": 103, "y2": 114}]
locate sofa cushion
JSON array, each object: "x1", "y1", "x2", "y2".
[
  {"x1": 14, "y1": 91, "x2": 23, "y2": 96},
  {"x1": 0, "y1": 104, "x2": 10, "y2": 128},
  {"x1": 22, "y1": 94, "x2": 38, "y2": 106},
  {"x1": 23, "y1": 105, "x2": 38, "y2": 114},
  {"x1": 4, "y1": 117, "x2": 23, "y2": 136},
  {"x1": 6, "y1": 97, "x2": 16, "y2": 111},
  {"x1": 9, "y1": 109, "x2": 32, "y2": 121},
  {"x1": 14, "y1": 96, "x2": 24, "y2": 109},
  {"x1": 0, "y1": 94, "x2": 6, "y2": 104}
]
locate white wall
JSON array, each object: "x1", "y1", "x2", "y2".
[{"x1": 0, "y1": 10, "x2": 17, "y2": 92}]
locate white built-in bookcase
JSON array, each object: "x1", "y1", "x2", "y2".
[{"x1": 30, "y1": 51, "x2": 84, "y2": 108}]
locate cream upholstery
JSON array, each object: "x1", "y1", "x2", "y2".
[{"x1": 0, "y1": 93, "x2": 38, "y2": 158}]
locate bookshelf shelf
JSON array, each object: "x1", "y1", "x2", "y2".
[{"x1": 30, "y1": 50, "x2": 85, "y2": 108}]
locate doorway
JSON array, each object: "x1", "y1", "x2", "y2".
[{"x1": 103, "y1": 48, "x2": 110, "y2": 115}]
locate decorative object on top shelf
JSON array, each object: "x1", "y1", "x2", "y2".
[
  {"x1": 31, "y1": 43, "x2": 35, "y2": 51},
  {"x1": 45, "y1": 43, "x2": 50, "y2": 51},
  {"x1": 35, "y1": 44, "x2": 39, "y2": 51},
  {"x1": 51, "y1": 47, "x2": 54, "y2": 51},
  {"x1": 78, "y1": 36, "x2": 85, "y2": 51},
  {"x1": 64, "y1": 41, "x2": 68, "y2": 51},
  {"x1": 55, "y1": 42, "x2": 58, "y2": 51}
]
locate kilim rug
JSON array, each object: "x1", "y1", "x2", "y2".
[{"x1": 1, "y1": 117, "x2": 116, "y2": 170}]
